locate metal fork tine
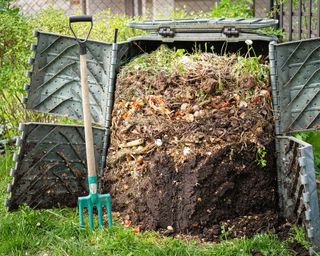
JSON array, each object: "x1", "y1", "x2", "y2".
[
  {"x1": 88, "y1": 205, "x2": 94, "y2": 230},
  {"x1": 106, "y1": 199, "x2": 112, "y2": 227},
  {"x1": 97, "y1": 204, "x2": 104, "y2": 228},
  {"x1": 78, "y1": 199, "x2": 85, "y2": 228},
  {"x1": 100, "y1": 194, "x2": 112, "y2": 227}
]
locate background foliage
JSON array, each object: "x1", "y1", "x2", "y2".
[
  {"x1": 211, "y1": 0, "x2": 253, "y2": 18},
  {"x1": 295, "y1": 131, "x2": 320, "y2": 176}
]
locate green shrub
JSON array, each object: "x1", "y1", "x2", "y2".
[
  {"x1": 211, "y1": 0, "x2": 253, "y2": 18},
  {"x1": 0, "y1": 0, "x2": 17, "y2": 13},
  {"x1": 31, "y1": 7, "x2": 144, "y2": 43},
  {"x1": 0, "y1": 11, "x2": 32, "y2": 94},
  {"x1": 0, "y1": 8, "x2": 33, "y2": 137},
  {"x1": 295, "y1": 131, "x2": 320, "y2": 176}
]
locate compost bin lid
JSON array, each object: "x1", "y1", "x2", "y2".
[{"x1": 129, "y1": 18, "x2": 278, "y2": 33}]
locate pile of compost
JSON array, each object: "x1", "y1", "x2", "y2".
[{"x1": 103, "y1": 46, "x2": 279, "y2": 241}]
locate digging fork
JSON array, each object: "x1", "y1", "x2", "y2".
[{"x1": 69, "y1": 15, "x2": 112, "y2": 229}]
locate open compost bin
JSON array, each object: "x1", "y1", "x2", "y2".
[{"x1": 5, "y1": 18, "x2": 320, "y2": 254}]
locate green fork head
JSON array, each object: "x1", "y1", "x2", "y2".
[{"x1": 78, "y1": 176, "x2": 112, "y2": 230}]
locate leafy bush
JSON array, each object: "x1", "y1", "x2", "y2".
[
  {"x1": 31, "y1": 7, "x2": 144, "y2": 43},
  {"x1": 0, "y1": 10, "x2": 32, "y2": 93},
  {"x1": 211, "y1": 0, "x2": 253, "y2": 18},
  {"x1": 0, "y1": 0, "x2": 16, "y2": 13},
  {"x1": 295, "y1": 131, "x2": 320, "y2": 176},
  {"x1": 0, "y1": 7, "x2": 33, "y2": 137}
]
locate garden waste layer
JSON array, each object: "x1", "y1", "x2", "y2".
[{"x1": 102, "y1": 46, "x2": 279, "y2": 241}]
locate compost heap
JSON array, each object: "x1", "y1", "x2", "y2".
[{"x1": 103, "y1": 46, "x2": 279, "y2": 241}]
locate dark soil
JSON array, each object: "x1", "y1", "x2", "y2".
[
  {"x1": 104, "y1": 141, "x2": 278, "y2": 240},
  {"x1": 102, "y1": 48, "x2": 282, "y2": 242}
]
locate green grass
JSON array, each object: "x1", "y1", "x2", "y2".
[
  {"x1": 0, "y1": 149, "x2": 313, "y2": 256},
  {"x1": 288, "y1": 226, "x2": 311, "y2": 251}
]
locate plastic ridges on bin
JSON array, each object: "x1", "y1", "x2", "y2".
[
  {"x1": 99, "y1": 41, "x2": 118, "y2": 178},
  {"x1": 298, "y1": 143, "x2": 320, "y2": 254},
  {"x1": 269, "y1": 41, "x2": 281, "y2": 136},
  {"x1": 4, "y1": 123, "x2": 25, "y2": 210},
  {"x1": 277, "y1": 136, "x2": 320, "y2": 254},
  {"x1": 24, "y1": 31, "x2": 113, "y2": 126},
  {"x1": 5, "y1": 123, "x2": 106, "y2": 211},
  {"x1": 271, "y1": 38, "x2": 320, "y2": 133}
]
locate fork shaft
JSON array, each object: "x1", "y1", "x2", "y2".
[{"x1": 80, "y1": 53, "x2": 97, "y2": 179}]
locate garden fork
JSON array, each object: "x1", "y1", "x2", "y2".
[{"x1": 69, "y1": 15, "x2": 112, "y2": 230}]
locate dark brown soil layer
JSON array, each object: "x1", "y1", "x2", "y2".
[
  {"x1": 102, "y1": 48, "x2": 280, "y2": 241},
  {"x1": 104, "y1": 141, "x2": 278, "y2": 240}
]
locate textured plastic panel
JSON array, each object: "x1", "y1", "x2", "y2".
[
  {"x1": 6, "y1": 123, "x2": 105, "y2": 211},
  {"x1": 26, "y1": 31, "x2": 112, "y2": 125},
  {"x1": 129, "y1": 18, "x2": 278, "y2": 31},
  {"x1": 271, "y1": 39, "x2": 320, "y2": 134},
  {"x1": 277, "y1": 136, "x2": 320, "y2": 253},
  {"x1": 128, "y1": 18, "x2": 277, "y2": 43}
]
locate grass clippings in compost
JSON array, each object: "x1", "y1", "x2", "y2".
[{"x1": 103, "y1": 45, "x2": 280, "y2": 242}]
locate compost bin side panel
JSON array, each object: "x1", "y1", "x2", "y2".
[
  {"x1": 5, "y1": 123, "x2": 105, "y2": 211},
  {"x1": 25, "y1": 31, "x2": 112, "y2": 126},
  {"x1": 302, "y1": 143, "x2": 320, "y2": 253},
  {"x1": 273, "y1": 38, "x2": 320, "y2": 134},
  {"x1": 277, "y1": 136, "x2": 320, "y2": 253}
]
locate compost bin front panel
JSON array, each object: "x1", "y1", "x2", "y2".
[
  {"x1": 25, "y1": 31, "x2": 112, "y2": 126},
  {"x1": 277, "y1": 136, "x2": 320, "y2": 253},
  {"x1": 5, "y1": 123, "x2": 105, "y2": 211},
  {"x1": 270, "y1": 39, "x2": 320, "y2": 134}
]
